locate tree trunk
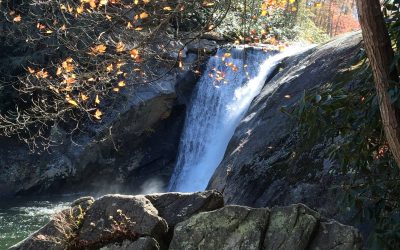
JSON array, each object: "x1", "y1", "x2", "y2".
[{"x1": 356, "y1": 0, "x2": 400, "y2": 168}]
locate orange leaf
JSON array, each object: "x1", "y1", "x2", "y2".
[
  {"x1": 90, "y1": 44, "x2": 107, "y2": 55},
  {"x1": 139, "y1": 12, "x2": 149, "y2": 19},
  {"x1": 13, "y1": 15, "x2": 21, "y2": 22},
  {"x1": 116, "y1": 42, "x2": 125, "y2": 53}
]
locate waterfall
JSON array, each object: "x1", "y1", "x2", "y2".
[{"x1": 168, "y1": 46, "x2": 306, "y2": 192}]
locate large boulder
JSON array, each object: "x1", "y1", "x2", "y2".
[
  {"x1": 75, "y1": 195, "x2": 168, "y2": 246},
  {"x1": 208, "y1": 32, "x2": 364, "y2": 220},
  {"x1": 169, "y1": 205, "x2": 269, "y2": 250},
  {"x1": 169, "y1": 204, "x2": 362, "y2": 250}
]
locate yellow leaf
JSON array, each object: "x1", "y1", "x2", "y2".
[
  {"x1": 118, "y1": 80, "x2": 126, "y2": 87},
  {"x1": 27, "y1": 67, "x2": 35, "y2": 74},
  {"x1": 99, "y1": 0, "x2": 108, "y2": 6},
  {"x1": 66, "y1": 95, "x2": 79, "y2": 106},
  {"x1": 80, "y1": 93, "x2": 89, "y2": 101},
  {"x1": 261, "y1": 10, "x2": 267, "y2": 16},
  {"x1": 94, "y1": 109, "x2": 103, "y2": 120},
  {"x1": 163, "y1": 6, "x2": 173, "y2": 11},
  {"x1": 89, "y1": 0, "x2": 97, "y2": 8},
  {"x1": 135, "y1": 27, "x2": 143, "y2": 31},
  {"x1": 113, "y1": 88, "x2": 120, "y2": 92},
  {"x1": 56, "y1": 67, "x2": 63, "y2": 76},
  {"x1": 77, "y1": 5, "x2": 85, "y2": 14},
  {"x1": 95, "y1": 94, "x2": 100, "y2": 104},
  {"x1": 67, "y1": 4, "x2": 74, "y2": 13},
  {"x1": 106, "y1": 64, "x2": 114, "y2": 72}
]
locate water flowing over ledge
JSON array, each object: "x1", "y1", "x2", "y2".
[{"x1": 168, "y1": 46, "x2": 310, "y2": 192}]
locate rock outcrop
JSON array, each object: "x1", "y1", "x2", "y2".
[
  {"x1": 10, "y1": 191, "x2": 362, "y2": 250},
  {"x1": 208, "y1": 32, "x2": 363, "y2": 220},
  {"x1": 0, "y1": 47, "x2": 205, "y2": 197}
]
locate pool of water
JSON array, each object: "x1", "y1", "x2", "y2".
[{"x1": 0, "y1": 197, "x2": 74, "y2": 250}]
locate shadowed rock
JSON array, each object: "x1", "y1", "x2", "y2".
[{"x1": 145, "y1": 190, "x2": 224, "y2": 228}]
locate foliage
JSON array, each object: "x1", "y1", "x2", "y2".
[
  {"x1": 0, "y1": 0, "x2": 230, "y2": 150},
  {"x1": 288, "y1": 1, "x2": 400, "y2": 247},
  {"x1": 217, "y1": 0, "x2": 358, "y2": 44}
]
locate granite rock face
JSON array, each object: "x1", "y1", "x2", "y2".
[
  {"x1": 10, "y1": 192, "x2": 362, "y2": 250},
  {"x1": 208, "y1": 32, "x2": 363, "y2": 220}
]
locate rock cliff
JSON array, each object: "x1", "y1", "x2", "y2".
[{"x1": 208, "y1": 32, "x2": 363, "y2": 220}]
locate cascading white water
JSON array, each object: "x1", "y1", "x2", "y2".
[{"x1": 168, "y1": 46, "x2": 307, "y2": 192}]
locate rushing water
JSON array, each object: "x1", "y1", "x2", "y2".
[
  {"x1": 0, "y1": 197, "x2": 72, "y2": 249},
  {"x1": 168, "y1": 46, "x2": 306, "y2": 192}
]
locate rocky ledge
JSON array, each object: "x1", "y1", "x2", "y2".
[{"x1": 10, "y1": 191, "x2": 362, "y2": 250}]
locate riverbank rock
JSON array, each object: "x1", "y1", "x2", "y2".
[
  {"x1": 9, "y1": 192, "x2": 361, "y2": 250},
  {"x1": 208, "y1": 32, "x2": 363, "y2": 220}
]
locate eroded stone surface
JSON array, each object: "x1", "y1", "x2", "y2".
[{"x1": 169, "y1": 205, "x2": 269, "y2": 250}]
